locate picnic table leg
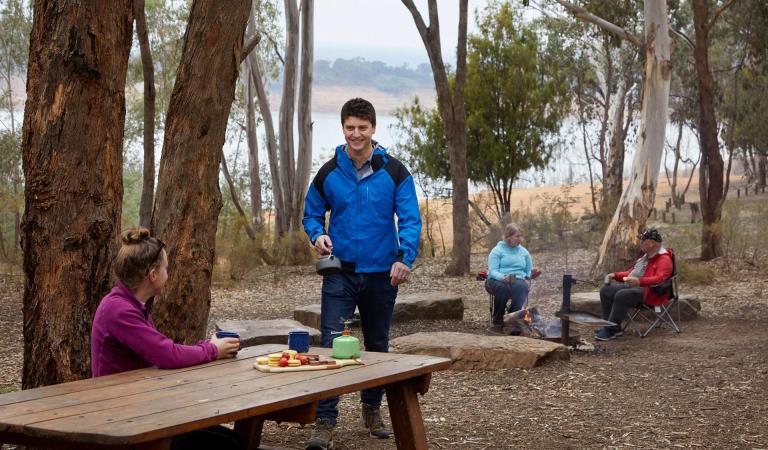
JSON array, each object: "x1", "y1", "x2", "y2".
[
  {"x1": 234, "y1": 416, "x2": 265, "y2": 450},
  {"x1": 385, "y1": 374, "x2": 432, "y2": 450}
]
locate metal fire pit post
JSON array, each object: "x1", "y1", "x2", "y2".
[{"x1": 560, "y1": 274, "x2": 574, "y2": 345}]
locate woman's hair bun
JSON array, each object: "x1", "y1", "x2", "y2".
[{"x1": 121, "y1": 227, "x2": 151, "y2": 245}]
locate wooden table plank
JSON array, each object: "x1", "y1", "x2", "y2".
[
  {"x1": 1, "y1": 352, "x2": 404, "y2": 430},
  {"x1": 19, "y1": 353, "x2": 425, "y2": 439},
  {"x1": 0, "y1": 348, "x2": 451, "y2": 447},
  {"x1": 0, "y1": 344, "x2": 286, "y2": 409}
]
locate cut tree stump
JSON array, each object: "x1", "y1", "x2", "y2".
[
  {"x1": 215, "y1": 319, "x2": 320, "y2": 348},
  {"x1": 293, "y1": 291, "x2": 465, "y2": 329},
  {"x1": 570, "y1": 291, "x2": 701, "y2": 321},
  {"x1": 389, "y1": 331, "x2": 568, "y2": 370}
]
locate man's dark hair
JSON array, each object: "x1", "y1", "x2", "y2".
[{"x1": 341, "y1": 98, "x2": 376, "y2": 127}]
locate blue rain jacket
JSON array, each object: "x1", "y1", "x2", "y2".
[{"x1": 303, "y1": 144, "x2": 421, "y2": 272}]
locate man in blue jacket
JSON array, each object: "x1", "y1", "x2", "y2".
[{"x1": 303, "y1": 98, "x2": 421, "y2": 450}]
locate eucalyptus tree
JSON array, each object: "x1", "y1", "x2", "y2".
[
  {"x1": 0, "y1": 0, "x2": 31, "y2": 257},
  {"x1": 151, "y1": 1, "x2": 251, "y2": 343},
  {"x1": 402, "y1": 0, "x2": 471, "y2": 276},
  {"x1": 718, "y1": 0, "x2": 767, "y2": 190},
  {"x1": 133, "y1": 0, "x2": 156, "y2": 228},
  {"x1": 544, "y1": 1, "x2": 642, "y2": 217},
  {"x1": 691, "y1": 0, "x2": 739, "y2": 260},
  {"x1": 124, "y1": 0, "x2": 188, "y2": 227},
  {"x1": 392, "y1": 97, "x2": 449, "y2": 256},
  {"x1": 244, "y1": 0, "x2": 313, "y2": 241},
  {"x1": 554, "y1": 0, "x2": 673, "y2": 272},
  {"x1": 21, "y1": 0, "x2": 134, "y2": 387},
  {"x1": 465, "y1": 3, "x2": 570, "y2": 220},
  {"x1": 392, "y1": 3, "x2": 571, "y2": 224}
]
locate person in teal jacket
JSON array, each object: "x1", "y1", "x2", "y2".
[{"x1": 486, "y1": 223, "x2": 533, "y2": 332}]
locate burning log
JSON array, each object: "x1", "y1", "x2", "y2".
[
  {"x1": 503, "y1": 307, "x2": 543, "y2": 338},
  {"x1": 504, "y1": 307, "x2": 580, "y2": 343}
]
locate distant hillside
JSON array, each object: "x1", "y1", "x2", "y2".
[{"x1": 268, "y1": 57, "x2": 437, "y2": 113}]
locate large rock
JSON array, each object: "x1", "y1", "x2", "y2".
[
  {"x1": 293, "y1": 291, "x2": 465, "y2": 329},
  {"x1": 293, "y1": 304, "x2": 322, "y2": 330},
  {"x1": 393, "y1": 292, "x2": 464, "y2": 321},
  {"x1": 570, "y1": 291, "x2": 701, "y2": 321},
  {"x1": 389, "y1": 332, "x2": 568, "y2": 370},
  {"x1": 215, "y1": 319, "x2": 320, "y2": 348}
]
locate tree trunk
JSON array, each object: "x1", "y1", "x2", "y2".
[
  {"x1": 151, "y1": 0, "x2": 250, "y2": 343},
  {"x1": 3, "y1": 35, "x2": 21, "y2": 252},
  {"x1": 665, "y1": 120, "x2": 681, "y2": 207},
  {"x1": 758, "y1": 152, "x2": 767, "y2": 189},
  {"x1": 693, "y1": 0, "x2": 724, "y2": 261},
  {"x1": 595, "y1": 0, "x2": 672, "y2": 273},
  {"x1": 221, "y1": 147, "x2": 256, "y2": 240},
  {"x1": 246, "y1": 13, "x2": 284, "y2": 237},
  {"x1": 243, "y1": 18, "x2": 262, "y2": 231},
  {"x1": 402, "y1": 0, "x2": 470, "y2": 275},
  {"x1": 277, "y1": 0, "x2": 298, "y2": 234},
  {"x1": 134, "y1": 0, "x2": 156, "y2": 229},
  {"x1": 292, "y1": 0, "x2": 313, "y2": 231},
  {"x1": 602, "y1": 68, "x2": 633, "y2": 215},
  {"x1": 20, "y1": 0, "x2": 133, "y2": 388},
  {"x1": 245, "y1": 63, "x2": 262, "y2": 230},
  {"x1": 576, "y1": 73, "x2": 597, "y2": 215},
  {"x1": 596, "y1": 37, "x2": 614, "y2": 195}
]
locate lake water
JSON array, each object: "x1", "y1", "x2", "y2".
[
  {"x1": 238, "y1": 111, "x2": 700, "y2": 195},
  {"x1": 2, "y1": 108, "x2": 700, "y2": 196}
]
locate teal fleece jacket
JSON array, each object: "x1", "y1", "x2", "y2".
[{"x1": 487, "y1": 242, "x2": 532, "y2": 281}]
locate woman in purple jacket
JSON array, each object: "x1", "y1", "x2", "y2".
[{"x1": 91, "y1": 227, "x2": 242, "y2": 450}]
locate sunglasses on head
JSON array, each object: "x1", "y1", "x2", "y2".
[{"x1": 145, "y1": 238, "x2": 165, "y2": 275}]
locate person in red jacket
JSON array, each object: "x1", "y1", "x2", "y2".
[{"x1": 595, "y1": 228, "x2": 673, "y2": 341}]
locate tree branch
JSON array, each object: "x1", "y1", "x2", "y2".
[
  {"x1": 670, "y1": 27, "x2": 695, "y2": 49},
  {"x1": 400, "y1": 0, "x2": 430, "y2": 48},
  {"x1": 240, "y1": 31, "x2": 261, "y2": 64},
  {"x1": 707, "y1": 0, "x2": 738, "y2": 32},
  {"x1": 264, "y1": 32, "x2": 285, "y2": 65},
  {"x1": 553, "y1": 0, "x2": 642, "y2": 48}
]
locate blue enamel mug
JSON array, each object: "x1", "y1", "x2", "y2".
[{"x1": 287, "y1": 329, "x2": 310, "y2": 353}]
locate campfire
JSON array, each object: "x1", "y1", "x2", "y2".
[{"x1": 503, "y1": 307, "x2": 575, "y2": 342}]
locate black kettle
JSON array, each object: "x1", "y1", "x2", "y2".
[{"x1": 316, "y1": 254, "x2": 342, "y2": 276}]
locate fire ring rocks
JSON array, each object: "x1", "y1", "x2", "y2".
[
  {"x1": 389, "y1": 331, "x2": 569, "y2": 370},
  {"x1": 293, "y1": 291, "x2": 465, "y2": 330}
]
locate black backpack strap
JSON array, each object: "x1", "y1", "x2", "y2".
[
  {"x1": 313, "y1": 153, "x2": 338, "y2": 201},
  {"x1": 373, "y1": 154, "x2": 410, "y2": 188}
]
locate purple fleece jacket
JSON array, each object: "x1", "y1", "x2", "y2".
[{"x1": 91, "y1": 282, "x2": 218, "y2": 377}]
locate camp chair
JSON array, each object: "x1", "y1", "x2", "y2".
[{"x1": 624, "y1": 249, "x2": 681, "y2": 338}]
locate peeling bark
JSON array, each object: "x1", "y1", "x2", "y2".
[{"x1": 595, "y1": 0, "x2": 672, "y2": 272}]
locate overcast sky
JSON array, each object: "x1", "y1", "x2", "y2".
[{"x1": 313, "y1": 0, "x2": 489, "y2": 67}]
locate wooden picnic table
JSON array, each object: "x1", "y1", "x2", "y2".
[{"x1": 0, "y1": 344, "x2": 451, "y2": 450}]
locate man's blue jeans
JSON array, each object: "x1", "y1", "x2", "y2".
[{"x1": 315, "y1": 271, "x2": 398, "y2": 426}]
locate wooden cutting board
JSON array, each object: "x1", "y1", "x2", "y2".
[{"x1": 253, "y1": 358, "x2": 363, "y2": 373}]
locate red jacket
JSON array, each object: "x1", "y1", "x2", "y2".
[{"x1": 613, "y1": 248, "x2": 674, "y2": 306}]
